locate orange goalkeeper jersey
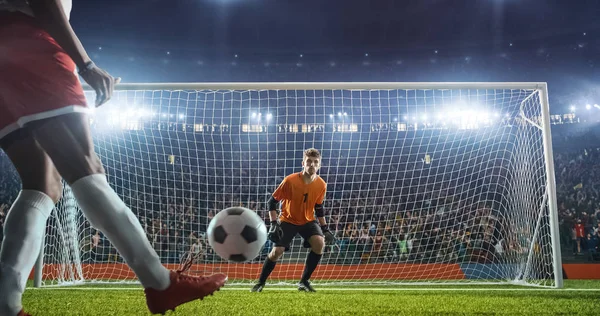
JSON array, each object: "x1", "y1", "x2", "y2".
[{"x1": 272, "y1": 172, "x2": 327, "y2": 225}]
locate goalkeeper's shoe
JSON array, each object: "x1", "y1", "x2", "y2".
[
  {"x1": 17, "y1": 310, "x2": 31, "y2": 316},
  {"x1": 250, "y1": 283, "x2": 265, "y2": 292},
  {"x1": 144, "y1": 269, "x2": 227, "y2": 314},
  {"x1": 298, "y1": 280, "x2": 316, "y2": 292}
]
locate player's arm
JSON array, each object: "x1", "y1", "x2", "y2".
[
  {"x1": 28, "y1": 0, "x2": 90, "y2": 70},
  {"x1": 267, "y1": 178, "x2": 291, "y2": 243},
  {"x1": 28, "y1": 0, "x2": 119, "y2": 106},
  {"x1": 315, "y1": 203, "x2": 335, "y2": 244},
  {"x1": 315, "y1": 203, "x2": 327, "y2": 226},
  {"x1": 266, "y1": 195, "x2": 283, "y2": 243},
  {"x1": 267, "y1": 195, "x2": 279, "y2": 223}
]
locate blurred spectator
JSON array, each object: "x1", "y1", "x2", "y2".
[
  {"x1": 575, "y1": 219, "x2": 585, "y2": 254},
  {"x1": 583, "y1": 233, "x2": 598, "y2": 261},
  {"x1": 0, "y1": 205, "x2": 6, "y2": 245}
]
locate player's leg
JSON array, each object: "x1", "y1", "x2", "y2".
[
  {"x1": 29, "y1": 113, "x2": 226, "y2": 313},
  {"x1": 252, "y1": 222, "x2": 298, "y2": 292},
  {"x1": 297, "y1": 222, "x2": 325, "y2": 292},
  {"x1": 0, "y1": 130, "x2": 62, "y2": 315},
  {"x1": 28, "y1": 113, "x2": 173, "y2": 290}
]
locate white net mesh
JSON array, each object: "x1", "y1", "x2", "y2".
[{"x1": 40, "y1": 84, "x2": 561, "y2": 287}]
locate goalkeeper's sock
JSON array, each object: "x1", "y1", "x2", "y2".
[
  {"x1": 300, "y1": 251, "x2": 322, "y2": 282},
  {"x1": 258, "y1": 258, "x2": 277, "y2": 284},
  {"x1": 0, "y1": 190, "x2": 54, "y2": 316},
  {"x1": 70, "y1": 174, "x2": 170, "y2": 290}
]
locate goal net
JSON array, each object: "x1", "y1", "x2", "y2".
[{"x1": 38, "y1": 83, "x2": 562, "y2": 288}]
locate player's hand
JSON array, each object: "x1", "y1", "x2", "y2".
[
  {"x1": 321, "y1": 225, "x2": 336, "y2": 245},
  {"x1": 80, "y1": 63, "x2": 121, "y2": 107},
  {"x1": 268, "y1": 221, "x2": 283, "y2": 243}
]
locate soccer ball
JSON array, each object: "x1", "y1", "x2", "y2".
[{"x1": 207, "y1": 207, "x2": 268, "y2": 262}]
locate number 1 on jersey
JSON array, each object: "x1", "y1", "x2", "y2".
[{"x1": 303, "y1": 193, "x2": 308, "y2": 203}]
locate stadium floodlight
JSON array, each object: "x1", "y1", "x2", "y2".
[
  {"x1": 40, "y1": 82, "x2": 562, "y2": 290},
  {"x1": 448, "y1": 111, "x2": 460, "y2": 118},
  {"x1": 586, "y1": 104, "x2": 592, "y2": 110},
  {"x1": 251, "y1": 112, "x2": 257, "y2": 118},
  {"x1": 124, "y1": 109, "x2": 135, "y2": 118},
  {"x1": 569, "y1": 106, "x2": 576, "y2": 112},
  {"x1": 266, "y1": 113, "x2": 273, "y2": 120},
  {"x1": 479, "y1": 111, "x2": 490, "y2": 122}
]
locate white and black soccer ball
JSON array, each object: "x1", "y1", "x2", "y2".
[{"x1": 207, "y1": 207, "x2": 268, "y2": 262}]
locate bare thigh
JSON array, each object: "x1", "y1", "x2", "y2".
[
  {"x1": 1, "y1": 129, "x2": 62, "y2": 203},
  {"x1": 28, "y1": 112, "x2": 105, "y2": 184}
]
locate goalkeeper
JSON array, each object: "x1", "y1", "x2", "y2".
[{"x1": 251, "y1": 148, "x2": 335, "y2": 293}]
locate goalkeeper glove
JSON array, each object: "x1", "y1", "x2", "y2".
[
  {"x1": 321, "y1": 225, "x2": 336, "y2": 245},
  {"x1": 268, "y1": 221, "x2": 283, "y2": 243}
]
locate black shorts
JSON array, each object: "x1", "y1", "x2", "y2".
[{"x1": 276, "y1": 221, "x2": 323, "y2": 248}]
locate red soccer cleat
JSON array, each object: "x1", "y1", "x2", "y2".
[
  {"x1": 144, "y1": 271, "x2": 227, "y2": 314},
  {"x1": 17, "y1": 310, "x2": 31, "y2": 316}
]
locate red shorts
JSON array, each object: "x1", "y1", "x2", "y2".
[{"x1": 0, "y1": 12, "x2": 89, "y2": 141}]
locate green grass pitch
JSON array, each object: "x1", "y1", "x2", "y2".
[{"x1": 23, "y1": 280, "x2": 600, "y2": 315}]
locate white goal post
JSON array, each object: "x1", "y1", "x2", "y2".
[{"x1": 35, "y1": 82, "x2": 563, "y2": 288}]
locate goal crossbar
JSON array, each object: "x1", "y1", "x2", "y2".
[{"x1": 84, "y1": 82, "x2": 548, "y2": 92}]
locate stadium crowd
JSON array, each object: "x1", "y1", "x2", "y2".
[{"x1": 1, "y1": 122, "x2": 600, "y2": 266}]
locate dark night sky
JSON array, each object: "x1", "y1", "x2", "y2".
[{"x1": 68, "y1": 0, "x2": 600, "y2": 112}]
